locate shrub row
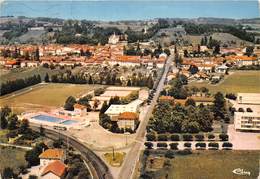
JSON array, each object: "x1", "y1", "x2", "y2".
[
  {"x1": 146, "y1": 133, "x2": 228, "y2": 142},
  {"x1": 144, "y1": 142, "x2": 233, "y2": 150}
]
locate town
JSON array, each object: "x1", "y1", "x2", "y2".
[{"x1": 0, "y1": 15, "x2": 260, "y2": 179}]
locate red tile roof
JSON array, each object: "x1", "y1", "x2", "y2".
[
  {"x1": 118, "y1": 112, "x2": 138, "y2": 120},
  {"x1": 41, "y1": 160, "x2": 66, "y2": 177},
  {"x1": 39, "y1": 149, "x2": 64, "y2": 159}
]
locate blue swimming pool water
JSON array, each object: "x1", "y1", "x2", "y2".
[
  {"x1": 60, "y1": 120, "x2": 78, "y2": 125},
  {"x1": 33, "y1": 114, "x2": 64, "y2": 123}
]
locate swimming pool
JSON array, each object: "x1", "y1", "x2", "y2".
[
  {"x1": 60, "y1": 120, "x2": 78, "y2": 125},
  {"x1": 33, "y1": 114, "x2": 64, "y2": 123}
]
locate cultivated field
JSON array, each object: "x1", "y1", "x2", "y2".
[
  {"x1": 0, "y1": 146, "x2": 27, "y2": 174},
  {"x1": 0, "y1": 83, "x2": 101, "y2": 113},
  {"x1": 189, "y1": 70, "x2": 260, "y2": 94},
  {"x1": 169, "y1": 151, "x2": 260, "y2": 179}
]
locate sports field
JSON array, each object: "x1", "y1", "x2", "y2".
[
  {"x1": 0, "y1": 83, "x2": 101, "y2": 113},
  {"x1": 189, "y1": 70, "x2": 260, "y2": 94}
]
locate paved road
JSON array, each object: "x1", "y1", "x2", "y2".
[
  {"x1": 31, "y1": 125, "x2": 113, "y2": 179},
  {"x1": 118, "y1": 55, "x2": 174, "y2": 179}
]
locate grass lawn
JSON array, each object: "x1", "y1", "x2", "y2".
[
  {"x1": 146, "y1": 151, "x2": 260, "y2": 179},
  {"x1": 0, "y1": 146, "x2": 27, "y2": 173},
  {"x1": 189, "y1": 70, "x2": 260, "y2": 94},
  {"x1": 0, "y1": 83, "x2": 101, "y2": 113},
  {"x1": 103, "y1": 152, "x2": 126, "y2": 167},
  {"x1": 0, "y1": 130, "x2": 9, "y2": 143}
]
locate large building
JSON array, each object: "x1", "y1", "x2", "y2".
[
  {"x1": 234, "y1": 111, "x2": 260, "y2": 131},
  {"x1": 237, "y1": 93, "x2": 260, "y2": 105}
]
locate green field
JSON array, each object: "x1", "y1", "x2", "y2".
[
  {"x1": 189, "y1": 71, "x2": 260, "y2": 94},
  {"x1": 0, "y1": 83, "x2": 101, "y2": 113},
  {"x1": 0, "y1": 66, "x2": 64, "y2": 83},
  {"x1": 144, "y1": 151, "x2": 260, "y2": 179},
  {"x1": 0, "y1": 146, "x2": 27, "y2": 174}
]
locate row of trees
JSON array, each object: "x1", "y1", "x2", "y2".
[
  {"x1": 47, "y1": 70, "x2": 155, "y2": 89},
  {"x1": 0, "y1": 74, "x2": 41, "y2": 96}
]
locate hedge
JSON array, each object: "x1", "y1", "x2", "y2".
[
  {"x1": 208, "y1": 134, "x2": 215, "y2": 140},
  {"x1": 222, "y1": 142, "x2": 233, "y2": 148},
  {"x1": 195, "y1": 134, "x2": 204, "y2": 141},
  {"x1": 177, "y1": 149, "x2": 192, "y2": 155},
  {"x1": 157, "y1": 142, "x2": 168, "y2": 148},
  {"x1": 208, "y1": 142, "x2": 219, "y2": 148},
  {"x1": 219, "y1": 134, "x2": 229, "y2": 141},
  {"x1": 157, "y1": 134, "x2": 168, "y2": 141},
  {"x1": 170, "y1": 134, "x2": 180, "y2": 141},
  {"x1": 184, "y1": 142, "x2": 192, "y2": 148},
  {"x1": 169, "y1": 143, "x2": 179, "y2": 150},
  {"x1": 182, "y1": 134, "x2": 193, "y2": 141},
  {"x1": 144, "y1": 142, "x2": 153, "y2": 149},
  {"x1": 195, "y1": 142, "x2": 206, "y2": 148},
  {"x1": 146, "y1": 133, "x2": 156, "y2": 141}
]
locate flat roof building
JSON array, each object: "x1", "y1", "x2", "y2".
[
  {"x1": 237, "y1": 93, "x2": 260, "y2": 105},
  {"x1": 234, "y1": 111, "x2": 260, "y2": 131}
]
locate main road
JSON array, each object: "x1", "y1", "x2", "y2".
[{"x1": 118, "y1": 55, "x2": 175, "y2": 179}]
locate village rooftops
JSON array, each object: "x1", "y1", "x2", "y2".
[
  {"x1": 118, "y1": 112, "x2": 138, "y2": 120},
  {"x1": 39, "y1": 149, "x2": 64, "y2": 160},
  {"x1": 41, "y1": 160, "x2": 66, "y2": 178}
]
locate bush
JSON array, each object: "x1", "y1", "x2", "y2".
[
  {"x1": 182, "y1": 134, "x2": 193, "y2": 141},
  {"x1": 208, "y1": 134, "x2": 215, "y2": 140},
  {"x1": 144, "y1": 142, "x2": 153, "y2": 149},
  {"x1": 246, "y1": 108, "x2": 253, "y2": 112},
  {"x1": 219, "y1": 134, "x2": 229, "y2": 141},
  {"x1": 208, "y1": 142, "x2": 219, "y2": 148},
  {"x1": 170, "y1": 134, "x2": 180, "y2": 141},
  {"x1": 195, "y1": 134, "x2": 204, "y2": 141},
  {"x1": 177, "y1": 149, "x2": 192, "y2": 155},
  {"x1": 165, "y1": 150, "x2": 175, "y2": 159},
  {"x1": 157, "y1": 142, "x2": 168, "y2": 148},
  {"x1": 184, "y1": 142, "x2": 192, "y2": 148},
  {"x1": 146, "y1": 133, "x2": 156, "y2": 141},
  {"x1": 157, "y1": 134, "x2": 168, "y2": 141},
  {"x1": 169, "y1": 143, "x2": 179, "y2": 150},
  {"x1": 238, "y1": 108, "x2": 244, "y2": 112},
  {"x1": 222, "y1": 142, "x2": 233, "y2": 148},
  {"x1": 195, "y1": 142, "x2": 206, "y2": 148},
  {"x1": 225, "y1": 93, "x2": 237, "y2": 100},
  {"x1": 143, "y1": 149, "x2": 150, "y2": 156}
]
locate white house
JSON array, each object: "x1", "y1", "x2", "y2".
[
  {"x1": 234, "y1": 111, "x2": 260, "y2": 131},
  {"x1": 39, "y1": 149, "x2": 65, "y2": 167}
]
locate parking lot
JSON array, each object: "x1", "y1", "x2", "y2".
[{"x1": 228, "y1": 124, "x2": 260, "y2": 150}]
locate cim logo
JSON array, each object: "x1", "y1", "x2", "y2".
[{"x1": 232, "y1": 168, "x2": 251, "y2": 176}]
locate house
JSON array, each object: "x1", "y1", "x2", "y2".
[
  {"x1": 215, "y1": 64, "x2": 229, "y2": 74},
  {"x1": 237, "y1": 93, "x2": 260, "y2": 105},
  {"x1": 73, "y1": 103, "x2": 87, "y2": 115},
  {"x1": 117, "y1": 112, "x2": 139, "y2": 130},
  {"x1": 191, "y1": 96, "x2": 214, "y2": 106},
  {"x1": 159, "y1": 96, "x2": 175, "y2": 105},
  {"x1": 41, "y1": 160, "x2": 67, "y2": 179},
  {"x1": 234, "y1": 111, "x2": 260, "y2": 131},
  {"x1": 39, "y1": 149, "x2": 65, "y2": 167}
]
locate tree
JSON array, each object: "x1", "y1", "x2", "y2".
[
  {"x1": 44, "y1": 73, "x2": 50, "y2": 82},
  {"x1": 2, "y1": 167, "x2": 15, "y2": 179},
  {"x1": 19, "y1": 119, "x2": 29, "y2": 134},
  {"x1": 245, "y1": 46, "x2": 254, "y2": 56},
  {"x1": 146, "y1": 75, "x2": 154, "y2": 89},
  {"x1": 40, "y1": 125, "x2": 45, "y2": 136},
  {"x1": 0, "y1": 106, "x2": 11, "y2": 129},
  {"x1": 64, "y1": 96, "x2": 76, "y2": 111},
  {"x1": 8, "y1": 114, "x2": 19, "y2": 130},
  {"x1": 25, "y1": 142, "x2": 48, "y2": 166},
  {"x1": 185, "y1": 98, "x2": 196, "y2": 107},
  {"x1": 93, "y1": 99, "x2": 100, "y2": 111},
  {"x1": 100, "y1": 101, "x2": 109, "y2": 114},
  {"x1": 213, "y1": 92, "x2": 226, "y2": 119}
]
